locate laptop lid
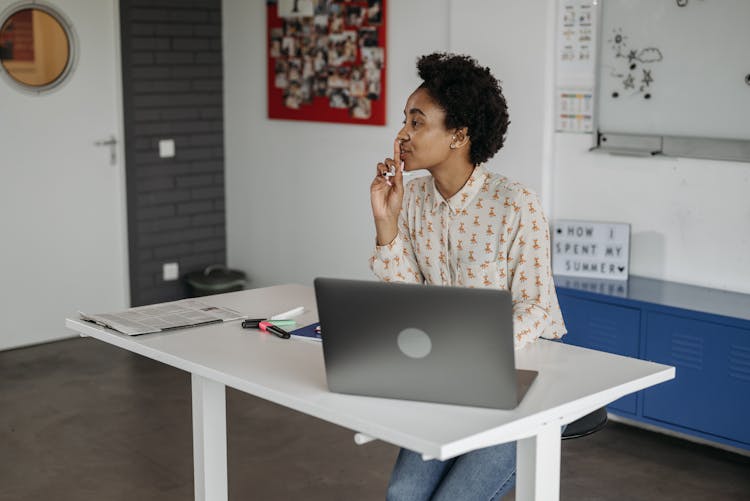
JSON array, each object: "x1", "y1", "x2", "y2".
[{"x1": 314, "y1": 277, "x2": 537, "y2": 410}]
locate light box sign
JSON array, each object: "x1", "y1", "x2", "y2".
[{"x1": 552, "y1": 220, "x2": 630, "y2": 280}]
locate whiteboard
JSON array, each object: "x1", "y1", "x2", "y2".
[{"x1": 596, "y1": 0, "x2": 750, "y2": 141}]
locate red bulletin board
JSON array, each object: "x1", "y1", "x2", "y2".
[{"x1": 266, "y1": 0, "x2": 386, "y2": 126}]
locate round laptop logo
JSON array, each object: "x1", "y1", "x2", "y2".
[{"x1": 397, "y1": 328, "x2": 432, "y2": 359}]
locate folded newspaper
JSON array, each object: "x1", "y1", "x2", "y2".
[{"x1": 79, "y1": 299, "x2": 244, "y2": 336}]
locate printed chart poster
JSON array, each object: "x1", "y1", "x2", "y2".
[
  {"x1": 267, "y1": 0, "x2": 386, "y2": 125},
  {"x1": 555, "y1": 0, "x2": 596, "y2": 134},
  {"x1": 552, "y1": 220, "x2": 630, "y2": 280},
  {"x1": 556, "y1": 88, "x2": 594, "y2": 133},
  {"x1": 557, "y1": 0, "x2": 596, "y2": 78}
]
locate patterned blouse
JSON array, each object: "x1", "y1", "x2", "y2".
[{"x1": 370, "y1": 165, "x2": 566, "y2": 349}]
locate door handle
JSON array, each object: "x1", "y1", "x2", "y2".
[{"x1": 94, "y1": 135, "x2": 117, "y2": 166}]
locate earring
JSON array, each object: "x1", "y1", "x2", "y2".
[{"x1": 450, "y1": 143, "x2": 457, "y2": 149}]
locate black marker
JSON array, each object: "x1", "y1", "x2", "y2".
[
  {"x1": 241, "y1": 318, "x2": 265, "y2": 329},
  {"x1": 260, "y1": 321, "x2": 290, "y2": 339}
]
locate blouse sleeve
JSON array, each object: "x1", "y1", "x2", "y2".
[
  {"x1": 505, "y1": 192, "x2": 567, "y2": 349},
  {"x1": 370, "y1": 196, "x2": 424, "y2": 284}
]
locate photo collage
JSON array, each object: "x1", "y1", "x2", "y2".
[{"x1": 267, "y1": 0, "x2": 385, "y2": 123}]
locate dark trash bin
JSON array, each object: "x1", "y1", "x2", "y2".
[{"x1": 185, "y1": 265, "x2": 248, "y2": 297}]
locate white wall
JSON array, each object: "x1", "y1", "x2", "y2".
[
  {"x1": 224, "y1": 0, "x2": 750, "y2": 295},
  {"x1": 223, "y1": 0, "x2": 556, "y2": 288},
  {"x1": 549, "y1": 0, "x2": 750, "y2": 295},
  {"x1": 553, "y1": 135, "x2": 750, "y2": 293},
  {"x1": 223, "y1": 0, "x2": 451, "y2": 287},
  {"x1": 448, "y1": 0, "x2": 555, "y2": 199}
]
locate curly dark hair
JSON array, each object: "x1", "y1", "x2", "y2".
[{"x1": 417, "y1": 53, "x2": 510, "y2": 166}]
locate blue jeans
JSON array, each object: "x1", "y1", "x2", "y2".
[{"x1": 385, "y1": 441, "x2": 516, "y2": 501}]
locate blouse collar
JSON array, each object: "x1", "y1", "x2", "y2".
[{"x1": 430, "y1": 165, "x2": 489, "y2": 214}]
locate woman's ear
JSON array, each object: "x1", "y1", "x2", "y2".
[{"x1": 450, "y1": 127, "x2": 470, "y2": 149}]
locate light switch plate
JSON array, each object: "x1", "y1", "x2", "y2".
[
  {"x1": 163, "y1": 262, "x2": 179, "y2": 281},
  {"x1": 158, "y1": 139, "x2": 175, "y2": 158}
]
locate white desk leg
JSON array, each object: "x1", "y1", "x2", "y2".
[
  {"x1": 191, "y1": 374, "x2": 228, "y2": 501},
  {"x1": 515, "y1": 425, "x2": 562, "y2": 501}
]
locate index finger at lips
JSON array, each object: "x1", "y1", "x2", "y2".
[
  {"x1": 393, "y1": 139, "x2": 401, "y2": 166},
  {"x1": 394, "y1": 154, "x2": 404, "y2": 186}
]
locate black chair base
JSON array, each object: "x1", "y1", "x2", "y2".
[{"x1": 562, "y1": 407, "x2": 608, "y2": 440}]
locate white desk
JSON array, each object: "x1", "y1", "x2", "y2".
[{"x1": 66, "y1": 284, "x2": 675, "y2": 501}]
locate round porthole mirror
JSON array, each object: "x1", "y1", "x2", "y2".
[{"x1": 0, "y1": 3, "x2": 77, "y2": 94}]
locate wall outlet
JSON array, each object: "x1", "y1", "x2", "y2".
[
  {"x1": 163, "y1": 262, "x2": 179, "y2": 281},
  {"x1": 158, "y1": 139, "x2": 175, "y2": 158}
]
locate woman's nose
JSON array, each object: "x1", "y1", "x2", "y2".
[{"x1": 396, "y1": 127, "x2": 409, "y2": 143}]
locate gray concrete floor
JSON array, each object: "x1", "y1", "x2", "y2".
[{"x1": 1, "y1": 338, "x2": 748, "y2": 501}]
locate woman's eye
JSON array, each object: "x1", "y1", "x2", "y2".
[{"x1": 411, "y1": 120, "x2": 420, "y2": 128}]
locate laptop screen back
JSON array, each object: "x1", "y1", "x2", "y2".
[{"x1": 314, "y1": 277, "x2": 529, "y2": 409}]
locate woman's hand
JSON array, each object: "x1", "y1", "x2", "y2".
[
  {"x1": 371, "y1": 140, "x2": 404, "y2": 245},
  {"x1": 371, "y1": 139, "x2": 404, "y2": 219}
]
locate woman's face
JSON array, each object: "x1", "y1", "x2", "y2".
[{"x1": 396, "y1": 88, "x2": 454, "y2": 172}]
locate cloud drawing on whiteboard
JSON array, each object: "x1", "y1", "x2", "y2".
[
  {"x1": 637, "y1": 48, "x2": 663, "y2": 63},
  {"x1": 605, "y1": 28, "x2": 663, "y2": 100}
]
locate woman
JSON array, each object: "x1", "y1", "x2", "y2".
[{"x1": 369, "y1": 53, "x2": 567, "y2": 500}]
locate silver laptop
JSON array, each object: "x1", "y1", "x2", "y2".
[{"x1": 314, "y1": 278, "x2": 537, "y2": 410}]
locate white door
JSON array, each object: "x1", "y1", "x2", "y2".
[{"x1": 0, "y1": 0, "x2": 128, "y2": 350}]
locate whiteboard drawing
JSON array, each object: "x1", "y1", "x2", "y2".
[
  {"x1": 605, "y1": 27, "x2": 663, "y2": 100},
  {"x1": 607, "y1": 27, "x2": 628, "y2": 57}
]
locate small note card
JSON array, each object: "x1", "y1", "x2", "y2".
[{"x1": 552, "y1": 220, "x2": 630, "y2": 280}]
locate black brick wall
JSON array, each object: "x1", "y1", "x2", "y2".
[{"x1": 120, "y1": 0, "x2": 225, "y2": 306}]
